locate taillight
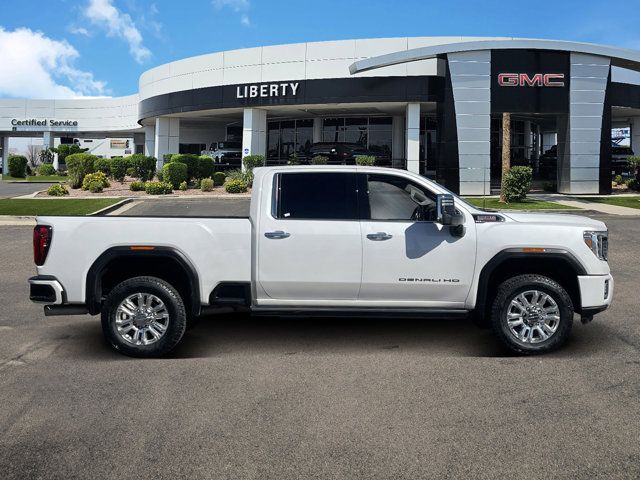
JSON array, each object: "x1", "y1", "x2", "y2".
[{"x1": 33, "y1": 225, "x2": 52, "y2": 266}]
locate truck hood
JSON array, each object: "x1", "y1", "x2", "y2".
[{"x1": 502, "y1": 212, "x2": 607, "y2": 230}]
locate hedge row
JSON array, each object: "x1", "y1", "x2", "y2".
[{"x1": 65, "y1": 154, "x2": 157, "y2": 188}]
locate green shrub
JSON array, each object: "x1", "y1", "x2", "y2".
[
  {"x1": 144, "y1": 181, "x2": 173, "y2": 195},
  {"x1": 47, "y1": 184, "x2": 68, "y2": 196},
  {"x1": 355, "y1": 155, "x2": 376, "y2": 166},
  {"x1": 613, "y1": 174, "x2": 623, "y2": 185},
  {"x1": 242, "y1": 155, "x2": 265, "y2": 172},
  {"x1": 200, "y1": 178, "x2": 214, "y2": 192},
  {"x1": 85, "y1": 180, "x2": 105, "y2": 193},
  {"x1": 503, "y1": 166, "x2": 533, "y2": 202},
  {"x1": 170, "y1": 154, "x2": 199, "y2": 180},
  {"x1": 163, "y1": 153, "x2": 175, "y2": 163},
  {"x1": 82, "y1": 171, "x2": 110, "y2": 191},
  {"x1": 198, "y1": 156, "x2": 214, "y2": 179},
  {"x1": 225, "y1": 179, "x2": 248, "y2": 193},
  {"x1": 179, "y1": 180, "x2": 188, "y2": 191},
  {"x1": 26, "y1": 165, "x2": 34, "y2": 176},
  {"x1": 624, "y1": 178, "x2": 639, "y2": 190},
  {"x1": 156, "y1": 170, "x2": 164, "y2": 181},
  {"x1": 288, "y1": 153, "x2": 301, "y2": 165},
  {"x1": 54, "y1": 144, "x2": 88, "y2": 166},
  {"x1": 213, "y1": 171, "x2": 226, "y2": 186},
  {"x1": 7, "y1": 155, "x2": 28, "y2": 178},
  {"x1": 126, "y1": 167, "x2": 136, "y2": 177},
  {"x1": 66, "y1": 153, "x2": 96, "y2": 188},
  {"x1": 94, "y1": 158, "x2": 111, "y2": 176},
  {"x1": 110, "y1": 157, "x2": 128, "y2": 182},
  {"x1": 162, "y1": 161, "x2": 188, "y2": 189},
  {"x1": 39, "y1": 148, "x2": 55, "y2": 165},
  {"x1": 128, "y1": 154, "x2": 156, "y2": 181},
  {"x1": 130, "y1": 180, "x2": 146, "y2": 191},
  {"x1": 627, "y1": 156, "x2": 640, "y2": 170},
  {"x1": 310, "y1": 155, "x2": 329, "y2": 165},
  {"x1": 227, "y1": 168, "x2": 254, "y2": 187},
  {"x1": 38, "y1": 163, "x2": 56, "y2": 176}
]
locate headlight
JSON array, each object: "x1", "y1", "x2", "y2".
[{"x1": 583, "y1": 230, "x2": 608, "y2": 261}]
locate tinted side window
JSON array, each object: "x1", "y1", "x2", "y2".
[{"x1": 278, "y1": 172, "x2": 358, "y2": 220}]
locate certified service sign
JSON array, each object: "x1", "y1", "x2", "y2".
[{"x1": 11, "y1": 119, "x2": 79, "y2": 127}]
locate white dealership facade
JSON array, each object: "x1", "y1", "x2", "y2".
[{"x1": 2, "y1": 36, "x2": 640, "y2": 194}]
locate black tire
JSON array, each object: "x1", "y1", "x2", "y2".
[
  {"x1": 491, "y1": 274, "x2": 573, "y2": 355},
  {"x1": 101, "y1": 276, "x2": 187, "y2": 358}
]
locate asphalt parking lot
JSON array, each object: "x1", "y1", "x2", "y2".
[
  {"x1": 0, "y1": 181, "x2": 54, "y2": 199},
  {"x1": 0, "y1": 213, "x2": 639, "y2": 479}
]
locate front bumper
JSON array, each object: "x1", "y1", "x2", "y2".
[{"x1": 578, "y1": 274, "x2": 614, "y2": 312}]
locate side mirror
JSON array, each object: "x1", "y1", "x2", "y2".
[{"x1": 436, "y1": 194, "x2": 465, "y2": 236}]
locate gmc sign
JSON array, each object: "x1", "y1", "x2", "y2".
[{"x1": 498, "y1": 73, "x2": 565, "y2": 87}]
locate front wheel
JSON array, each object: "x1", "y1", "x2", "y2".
[
  {"x1": 101, "y1": 276, "x2": 187, "y2": 358},
  {"x1": 491, "y1": 274, "x2": 574, "y2": 355}
]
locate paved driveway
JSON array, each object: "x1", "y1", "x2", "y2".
[
  {"x1": 0, "y1": 213, "x2": 638, "y2": 479},
  {"x1": 0, "y1": 181, "x2": 53, "y2": 199}
]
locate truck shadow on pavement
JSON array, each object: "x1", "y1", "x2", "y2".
[{"x1": 63, "y1": 313, "x2": 619, "y2": 361}]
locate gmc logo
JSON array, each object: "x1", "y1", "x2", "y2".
[{"x1": 498, "y1": 73, "x2": 565, "y2": 87}]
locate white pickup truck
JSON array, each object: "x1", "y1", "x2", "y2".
[{"x1": 29, "y1": 166, "x2": 613, "y2": 357}]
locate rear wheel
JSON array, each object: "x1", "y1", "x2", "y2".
[
  {"x1": 101, "y1": 276, "x2": 187, "y2": 357},
  {"x1": 491, "y1": 274, "x2": 573, "y2": 355}
]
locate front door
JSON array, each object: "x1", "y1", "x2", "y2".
[
  {"x1": 257, "y1": 171, "x2": 362, "y2": 302},
  {"x1": 358, "y1": 173, "x2": 476, "y2": 307}
]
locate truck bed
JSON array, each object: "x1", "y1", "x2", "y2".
[{"x1": 35, "y1": 216, "x2": 252, "y2": 305}]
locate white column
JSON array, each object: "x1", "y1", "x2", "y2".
[
  {"x1": 632, "y1": 117, "x2": 640, "y2": 158},
  {"x1": 448, "y1": 50, "x2": 491, "y2": 195},
  {"x1": 1, "y1": 137, "x2": 9, "y2": 176},
  {"x1": 154, "y1": 118, "x2": 179, "y2": 168},
  {"x1": 392, "y1": 115, "x2": 405, "y2": 167},
  {"x1": 405, "y1": 103, "x2": 420, "y2": 173},
  {"x1": 312, "y1": 117, "x2": 322, "y2": 143},
  {"x1": 144, "y1": 125, "x2": 156, "y2": 158},
  {"x1": 242, "y1": 108, "x2": 267, "y2": 168},
  {"x1": 560, "y1": 53, "x2": 610, "y2": 194}
]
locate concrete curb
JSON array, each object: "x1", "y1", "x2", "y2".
[
  {"x1": 0, "y1": 216, "x2": 36, "y2": 226},
  {"x1": 89, "y1": 198, "x2": 134, "y2": 216}
]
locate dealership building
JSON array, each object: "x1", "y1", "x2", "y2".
[{"x1": 1, "y1": 36, "x2": 640, "y2": 194}]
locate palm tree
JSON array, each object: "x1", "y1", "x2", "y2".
[{"x1": 500, "y1": 112, "x2": 511, "y2": 202}]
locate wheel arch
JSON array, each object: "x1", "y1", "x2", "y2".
[
  {"x1": 86, "y1": 246, "x2": 201, "y2": 316},
  {"x1": 475, "y1": 249, "x2": 587, "y2": 323}
]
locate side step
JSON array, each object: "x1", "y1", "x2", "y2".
[{"x1": 250, "y1": 307, "x2": 470, "y2": 319}]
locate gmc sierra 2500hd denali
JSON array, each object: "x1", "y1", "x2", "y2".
[{"x1": 29, "y1": 166, "x2": 613, "y2": 357}]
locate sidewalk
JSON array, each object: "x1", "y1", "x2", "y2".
[{"x1": 531, "y1": 194, "x2": 640, "y2": 216}]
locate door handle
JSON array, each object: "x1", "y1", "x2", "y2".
[
  {"x1": 366, "y1": 232, "x2": 393, "y2": 241},
  {"x1": 264, "y1": 230, "x2": 291, "y2": 239}
]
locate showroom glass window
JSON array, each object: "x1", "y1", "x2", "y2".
[
  {"x1": 362, "y1": 173, "x2": 436, "y2": 221},
  {"x1": 276, "y1": 172, "x2": 358, "y2": 220},
  {"x1": 267, "y1": 119, "x2": 314, "y2": 165}
]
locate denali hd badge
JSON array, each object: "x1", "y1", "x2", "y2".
[{"x1": 399, "y1": 278, "x2": 460, "y2": 283}]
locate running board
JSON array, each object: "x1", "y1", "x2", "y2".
[{"x1": 250, "y1": 306, "x2": 470, "y2": 319}]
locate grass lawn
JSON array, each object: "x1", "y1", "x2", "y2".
[
  {"x1": 1, "y1": 175, "x2": 68, "y2": 182},
  {"x1": 586, "y1": 196, "x2": 640, "y2": 210},
  {"x1": 464, "y1": 197, "x2": 576, "y2": 210},
  {"x1": 0, "y1": 198, "x2": 122, "y2": 216}
]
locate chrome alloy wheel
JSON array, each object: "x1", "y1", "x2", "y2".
[
  {"x1": 506, "y1": 290, "x2": 560, "y2": 344},
  {"x1": 115, "y1": 293, "x2": 170, "y2": 346}
]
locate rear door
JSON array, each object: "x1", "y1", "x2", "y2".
[
  {"x1": 257, "y1": 171, "x2": 362, "y2": 302},
  {"x1": 358, "y1": 172, "x2": 476, "y2": 307}
]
